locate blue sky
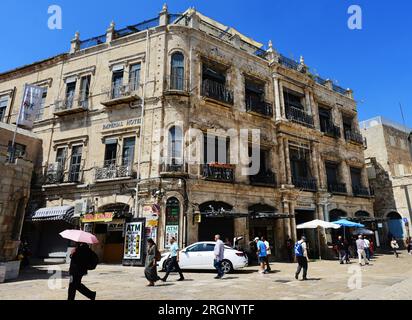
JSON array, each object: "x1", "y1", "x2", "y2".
[{"x1": 1, "y1": 0, "x2": 411, "y2": 127}]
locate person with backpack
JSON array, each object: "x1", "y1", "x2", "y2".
[
  {"x1": 294, "y1": 236, "x2": 309, "y2": 281},
  {"x1": 145, "y1": 238, "x2": 162, "y2": 286},
  {"x1": 390, "y1": 237, "x2": 400, "y2": 258},
  {"x1": 68, "y1": 242, "x2": 97, "y2": 300},
  {"x1": 161, "y1": 237, "x2": 184, "y2": 282}
]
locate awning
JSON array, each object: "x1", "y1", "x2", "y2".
[{"x1": 27, "y1": 206, "x2": 76, "y2": 224}]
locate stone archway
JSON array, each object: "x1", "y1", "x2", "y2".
[
  {"x1": 198, "y1": 201, "x2": 234, "y2": 243},
  {"x1": 329, "y1": 209, "x2": 347, "y2": 222},
  {"x1": 387, "y1": 212, "x2": 404, "y2": 240}
]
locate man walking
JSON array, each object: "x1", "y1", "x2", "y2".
[
  {"x1": 255, "y1": 237, "x2": 268, "y2": 274},
  {"x1": 262, "y1": 237, "x2": 271, "y2": 272},
  {"x1": 336, "y1": 236, "x2": 345, "y2": 264},
  {"x1": 213, "y1": 234, "x2": 225, "y2": 279},
  {"x1": 161, "y1": 237, "x2": 184, "y2": 282},
  {"x1": 363, "y1": 236, "x2": 371, "y2": 260},
  {"x1": 294, "y1": 236, "x2": 308, "y2": 281},
  {"x1": 356, "y1": 235, "x2": 369, "y2": 266}
]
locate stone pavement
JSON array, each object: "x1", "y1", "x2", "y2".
[{"x1": 1, "y1": 252, "x2": 411, "y2": 300}]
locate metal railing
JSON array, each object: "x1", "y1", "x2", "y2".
[
  {"x1": 54, "y1": 92, "x2": 89, "y2": 113},
  {"x1": 328, "y1": 183, "x2": 347, "y2": 194},
  {"x1": 203, "y1": 164, "x2": 235, "y2": 183},
  {"x1": 115, "y1": 17, "x2": 160, "y2": 39},
  {"x1": 245, "y1": 96, "x2": 273, "y2": 117},
  {"x1": 160, "y1": 163, "x2": 186, "y2": 173},
  {"x1": 352, "y1": 185, "x2": 372, "y2": 197},
  {"x1": 285, "y1": 105, "x2": 314, "y2": 128},
  {"x1": 323, "y1": 122, "x2": 341, "y2": 138},
  {"x1": 44, "y1": 163, "x2": 82, "y2": 184},
  {"x1": 250, "y1": 171, "x2": 276, "y2": 186},
  {"x1": 333, "y1": 84, "x2": 347, "y2": 96},
  {"x1": 201, "y1": 79, "x2": 234, "y2": 105},
  {"x1": 79, "y1": 34, "x2": 107, "y2": 50},
  {"x1": 95, "y1": 162, "x2": 132, "y2": 181},
  {"x1": 345, "y1": 130, "x2": 364, "y2": 145},
  {"x1": 292, "y1": 176, "x2": 317, "y2": 191},
  {"x1": 165, "y1": 74, "x2": 188, "y2": 92},
  {"x1": 279, "y1": 55, "x2": 300, "y2": 71},
  {"x1": 103, "y1": 83, "x2": 139, "y2": 100}
]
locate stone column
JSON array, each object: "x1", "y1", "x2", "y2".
[
  {"x1": 277, "y1": 137, "x2": 287, "y2": 185},
  {"x1": 273, "y1": 75, "x2": 283, "y2": 121},
  {"x1": 284, "y1": 139, "x2": 292, "y2": 185},
  {"x1": 343, "y1": 161, "x2": 353, "y2": 195},
  {"x1": 304, "y1": 88, "x2": 312, "y2": 115},
  {"x1": 310, "y1": 92, "x2": 320, "y2": 130},
  {"x1": 311, "y1": 142, "x2": 321, "y2": 188},
  {"x1": 289, "y1": 201, "x2": 297, "y2": 243},
  {"x1": 279, "y1": 81, "x2": 286, "y2": 119}
]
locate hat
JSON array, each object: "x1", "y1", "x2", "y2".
[{"x1": 254, "y1": 237, "x2": 260, "y2": 241}]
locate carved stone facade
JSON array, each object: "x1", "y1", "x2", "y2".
[{"x1": 0, "y1": 7, "x2": 373, "y2": 261}]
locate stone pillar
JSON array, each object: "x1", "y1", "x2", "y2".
[
  {"x1": 277, "y1": 137, "x2": 287, "y2": 185},
  {"x1": 343, "y1": 161, "x2": 353, "y2": 195},
  {"x1": 159, "y1": 3, "x2": 169, "y2": 26},
  {"x1": 70, "y1": 32, "x2": 80, "y2": 54},
  {"x1": 273, "y1": 75, "x2": 283, "y2": 121},
  {"x1": 311, "y1": 142, "x2": 321, "y2": 188},
  {"x1": 106, "y1": 21, "x2": 115, "y2": 43},
  {"x1": 289, "y1": 201, "x2": 297, "y2": 243},
  {"x1": 304, "y1": 88, "x2": 312, "y2": 115},
  {"x1": 279, "y1": 82, "x2": 286, "y2": 118},
  {"x1": 284, "y1": 139, "x2": 292, "y2": 185},
  {"x1": 310, "y1": 92, "x2": 320, "y2": 130}
]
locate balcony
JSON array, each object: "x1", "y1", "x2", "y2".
[
  {"x1": 353, "y1": 185, "x2": 373, "y2": 197},
  {"x1": 203, "y1": 163, "x2": 235, "y2": 183},
  {"x1": 43, "y1": 163, "x2": 82, "y2": 185},
  {"x1": 95, "y1": 162, "x2": 133, "y2": 181},
  {"x1": 160, "y1": 162, "x2": 188, "y2": 178},
  {"x1": 250, "y1": 171, "x2": 276, "y2": 187},
  {"x1": 323, "y1": 123, "x2": 341, "y2": 138},
  {"x1": 292, "y1": 176, "x2": 317, "y2": 192},
  {"x1": 245, "y1": 96, "x2": 273, "y2": 117},
  {"x1": 201, "y1": 79, "x2": 234, "y2": 105},
  {"x1": 54, "y1": 93, "x2": 88, "y2": 116},
  {"x1": 165, "y1": 74, "x2": 188, "y2": 93},
  {"x1": 345, "y1": 130, "x2": 364, "y2": 145},
  {"x1": 101, "y1": 83, "x2": 140, "y2": 107},
  {"x1": 285, "y1": 106, "x2": 314, "y2": 128},
  {"x1": 328, "y1": 183, "x2": 347, "y2": 194}
]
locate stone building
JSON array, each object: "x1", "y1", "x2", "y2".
[
  {"x1": 0, "y1": 122, "x2": 42, "y2": 281},
  {"x1": 0, "y1": 6, "x2": 373, "y2": 262},
  {"x1": 361, "y1": 116, "x2": 412, "y2": 244}
]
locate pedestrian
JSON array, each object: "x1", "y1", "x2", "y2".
[
  {"x1": 262, "y1": 237, "x2": 271, "y2": 272},
  {"x1": 406, "y1": 237, "x2": 412, "y2": 255},
  {"x1": 144, "y1": 238, "x2": 161, "y2": 286},
  {"x1": 356, "y1": 235, "x2": 369, "y2": 266},
  {"x1": 255, "y1": 237, "x2": 268, "y2": 274},
  {"x1": 390, "y1": 237, "x2": 399, "y2": 258},
  {"x1": 343, "y1": 238, "x2": 351, "y2": 264},
  {"x1": 364, "y1": 236, "x2": 371, "y2": 260},
  {"x1": 213, "y1": 234, "x2": 225, "y2": 279},
  {"x1": 161, "y1": 237, "x2": 184, "y2": 282},
  {"x1": 68, "y1": 243, "x2": 97, "y2": 300},
  {"x1": 369, "y1": 238, "x2": 375, "y2": 258},
  {"x1": 294, "y1": 236, "x2": 309, "y2": 281},
  {"x1": 336, "y1": 236, "x2": 345, "y2": 264},
  {"x1": 286, "y1": 236, "x2": 294, "y2": 263}
]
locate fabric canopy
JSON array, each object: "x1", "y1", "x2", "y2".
[
  {"x1": 28, "y1": 206, "x2": 75, "y2": 224},
  {"x1": 352, "y1": 228, "x2": 374, "y2": 235},
  {"x1": 296, "y1": 219, "x2": 341, "y2": 230},
  {"x1": 333, "y1": 219, "x2": 365, "y2": 228}
]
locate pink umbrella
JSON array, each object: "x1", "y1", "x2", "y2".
[{"x1": 60, "y1": 229, "x2": 99, "y2": 244}]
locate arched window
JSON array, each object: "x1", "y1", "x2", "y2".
[
  {"x1": 165, "y1": 198, "x2": 180, "y2": 248},
  {"x1": 168, "y1": 126, "x2": 183, "y2": 165},
  {"x1": 170, "y1": 52, "x2": 184, "y2": 90}
]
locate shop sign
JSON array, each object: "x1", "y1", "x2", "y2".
[
  {"x1": 108, "y1": 220, "x2": 125, "y2": 232},
  {"x1": 147, "y1": 220, "x2": 158, "y2": 227},
  {"x1": 296, "y1": 202, "x2": 315, "y2": 210},
  {"x1": 124, "y1": 222, "x2": 143, "y2": 260},
  {"x1": 81, "y1": 212, "x2": 114, "y2": 223},
  {"x1": 102, "y1": 118, "x2": 141, "y2": 131},
  {"x1": 165, "y1": 225, "x2": 179, "y2": 248},
  {"x1": 377, "y1": 223, "x2": 383, "y2": 228}
]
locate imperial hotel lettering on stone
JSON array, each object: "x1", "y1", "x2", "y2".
[{"x1": 0, "y1": 5, "x2": 375, "y2": 263}]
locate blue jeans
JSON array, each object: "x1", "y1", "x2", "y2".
[
  {"x1": 365, "y1": 248, "x2": 370, "y2": 260},
  {"x1": 214, "y1": 259, "x2": 224, "y2": 277}
]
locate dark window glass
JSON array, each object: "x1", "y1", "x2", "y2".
[
  {"x1": 69, "y1": 145, "x2": 82, "y2": 182},
  {"x1": 104, "y1": 141, "x2": 117, "y2": 165},
  {"x1": 122, "y1": 137, "x2": 136, "y2": 167},
  {"x1": 171, "y1": 53, "x2": 184, "y2": 90},
  {"x1": 129, "y1": 64, "x2": 141, "y2": 91}
]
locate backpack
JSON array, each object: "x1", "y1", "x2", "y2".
[
  {"x1": 294, "y1": 241, "x2": 304, "y2": 257},
  {"x1": 155, "y1": 249, "x2": 162, "y2": 262},
  {"x1": 87, "y1": 250, "x2": 99, "y2": 270}
]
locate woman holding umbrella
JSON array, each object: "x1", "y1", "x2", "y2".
[{"x1": 145, "y1": 238, "x2": 161, "y2": 286}]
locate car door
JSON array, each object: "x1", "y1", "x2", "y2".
[
  {"x1": 179, "y1": 243, "x2": 203, "y2": 269},
  {"x1": 197, "y1": 243, "x2": 217, "y2": 269}
]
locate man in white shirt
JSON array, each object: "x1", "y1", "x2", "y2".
[
  {"x1": 262, "y1": 237, "x2": 271, "y2": 272},
  {"x1": 213, "y1": 234, "x2": 225, "y2": 279},
  {"x1": 356, "y1": 235, "x2": 369, "y2": 266},
  {"x1": 363, "y1": 237, "x2": 371, "y2": 260}
]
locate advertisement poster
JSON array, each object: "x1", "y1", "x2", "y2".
[
  {"x1": 165, "y1": 225, "x2": 179, "y2": 248},
  {"x1": 124, "y1": 222, "x2": 143, "y2": 260},
  {"x1": 145, "y1": 227, "x2": 158, "y2": 243}
]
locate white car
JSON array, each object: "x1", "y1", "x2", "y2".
[{"x1": 158, "y1": 241, "x2": 248, "y2": 274}]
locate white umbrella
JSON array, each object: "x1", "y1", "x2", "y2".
[
  {"x1": 352, "y1": 228, "x2": 374, "y2": 235},
  {"x1": 296, "y1": 219, "x2": 341, "y2": 260}
]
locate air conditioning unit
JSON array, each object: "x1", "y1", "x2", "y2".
[{"x1": 74, "y1": 199, "x2": 92, "y2": 217}]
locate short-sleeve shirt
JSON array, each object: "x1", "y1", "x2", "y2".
[
  {"x1": 257, "y1": 240, "x2": 267, "y2": 257},
  {"x1": 170, "y1": 242, "x2": 179, "y2": 257}
]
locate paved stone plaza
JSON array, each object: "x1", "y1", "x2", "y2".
[{"x1": 1, "y1": 252, "x2": 411, "y2": 300}]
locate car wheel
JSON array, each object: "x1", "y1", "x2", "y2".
[{"x1": 221, "y1": 260, "x2": 233, "y2": 274}]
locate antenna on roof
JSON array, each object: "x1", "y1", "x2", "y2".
[{"x1": 399, "y1": 102, "x2": 407, "y2": 130}]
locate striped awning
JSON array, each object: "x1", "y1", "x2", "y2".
[{"x1": 28, "y1": 206, "x2": 76, "y2": 224}]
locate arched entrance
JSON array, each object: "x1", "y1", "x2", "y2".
[
  {"x1": 329, "y1": 209, "x2": 347, "y2": 222},
  {"x1": 164, "y1": 198, "x2": 181, "y2": 248},
  {"x1": 329, "y1": 209, "x2": 348, "y2": 243},
  {"x1": 387, "y1": 212, "x2": 404, "y2": 240},
  {"x1": 198, "y1": 201, "x2": 234, "y2": 243}
]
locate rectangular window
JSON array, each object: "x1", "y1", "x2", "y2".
[
  {"x1": 104, "y1": 139, "x2": 118, "y2": 166},
  {"x1": 35, "y1": 89, "x2": 47, "y2": 121},
  {"x1": 112, "y1": 70, "x2": 124, "y2": 99},
  {"x1": 289, "y1": 146, "x2": 310, "y2": 178},
  {"x1": 350, "y1": 167, "x2": 362, "y2": 188},
  {"x1": 79, "y1": 75, "x2": 91, "y2": 108},
  {"x1": 7, "y1": 141, "x2": 26, "y2": 162},
  {"x1": 122, "y1": 137, "x2": 136, "y2": 167},
  {"x1": 318, "y1": 107, "x2": 332, "y2": 133},
  {"x1": 284, "y1": 90, "x2": 304, "y2": 110},
  {"x1": 325, "y1": 162, "x2": 338, "y2": 184},
  {"x1": 69, "y1": 145, "x2": 83, "y2": 182},
  {"x1": 203, "y1": 135, "x2": 230, "y2": 164},
  {"x1": 0, "y1": 95, "x2": 8, "y2": 122},
  {"x1": 65, "y1": 81, "x2": 77, "y2": 108},
  {"x1": 129, "y1": 64, "x2": 141, "y2": 91}
]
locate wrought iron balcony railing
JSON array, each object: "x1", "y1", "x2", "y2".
[
  {"x1": 352, "y1": 185, "x2": 372, "y2": 197},
  {"x1": 160, "y1": 162, "x2": 188, "y2": 175},
  {"x1": 323, "y1": 123, "x2": 341, "y2": 138},
  {"x1": 245, "y1": 96, "x2": 273, "y2": 117},
  {"x1": 165, "y1": 74, "x2": 188, "y2": 92},
  {"x1": 101, "y1": 83, "x2": 140, "y2": 107},
  {"x1": 250, "y1": 171, "x2": 276, "y2": 187},
  {"x1": 44, "y1": 163, "x2": 82, "y2": 185},
  {"x1": 285, "y1": 105, "x2": 314, "y2": 128},
  {"x1": 328, "y1": 183, "x2": 347, "y2": 194},
  {"x1": 54, "y1": 92, "x2": 89, "y2": 115},
  {"x1": 203, "y1": 163, "x2": 235, "y2": 183},
  {"x1": 345, "y1": 130, "x2": 364, "y2": 145},
  {"x1": 95, "y1": 162, "x2": 132, "y2": 181},
  {"x1": 201, "y1": 79, "x2": 234, "y2": 105},
  {"x1": 292, "y1": 176, "x2": 317, "y2": 192}
]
